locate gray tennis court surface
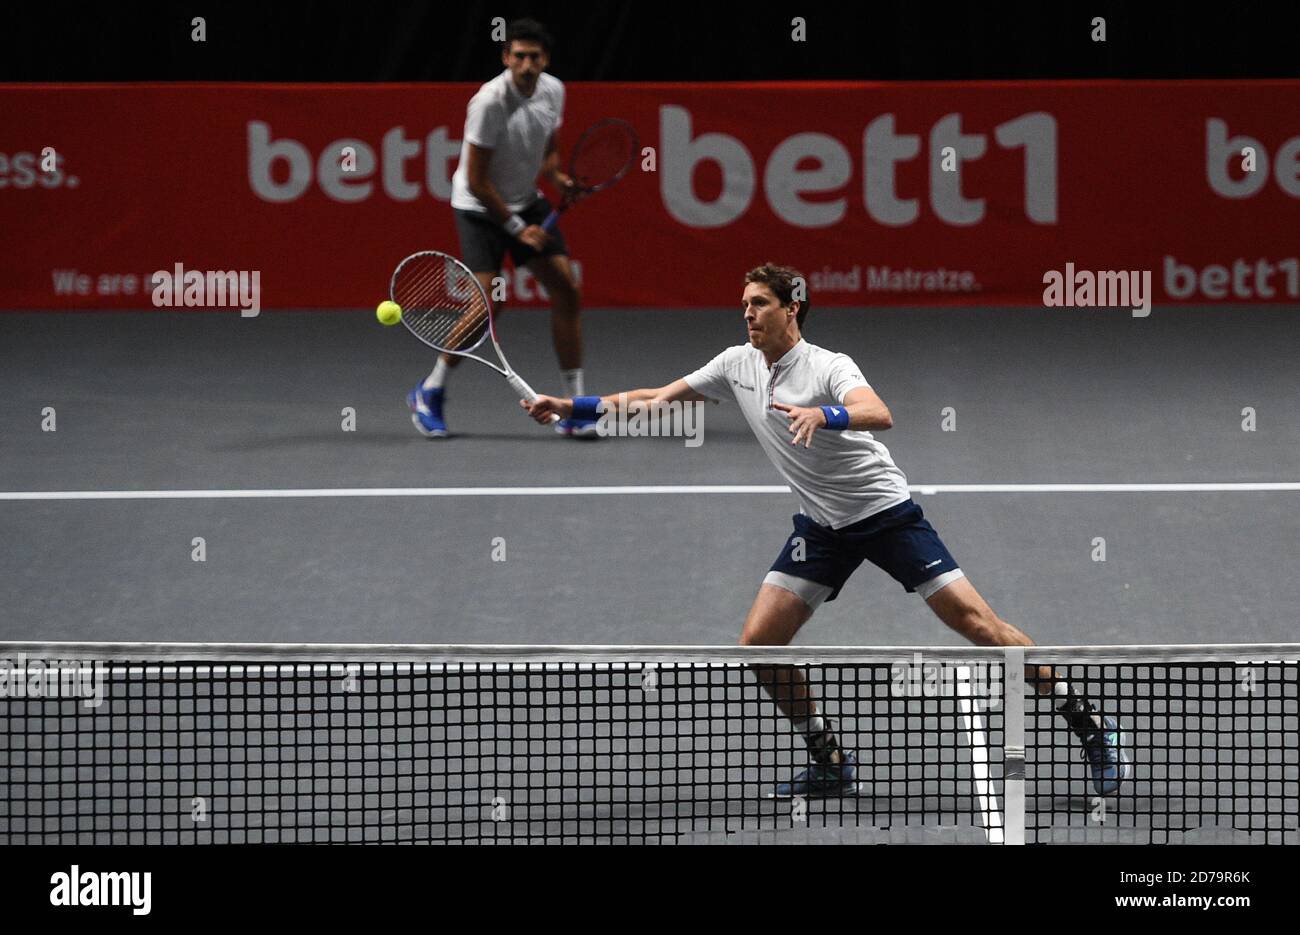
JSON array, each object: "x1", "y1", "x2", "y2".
[
  {"x1": 1, "y1": 306, "x2": 1297, "y2": 646},
  {"x1": 3, "y1": 306, "x2": 1298, "y2": 845}
]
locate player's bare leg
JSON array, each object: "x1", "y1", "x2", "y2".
[
  {"x1": 527, "y1": 254, "x2": 590, "y2": 434},
  {"x1": 926, "y1": 576, "x2": 1130, "y2": 791},
  {"x1": 740, "y1": 584, "x2": 856, "y2": 794},
  {"x1": 409, "y1": 270, "x2": 500, "y2": 437},
  {"x1": 740, "y1": 584, "x2": 812, "y2": 715},
  {"x1": 923, "y1": 576, "x2": 1032, "y2": 646},
  {"x1": 432, "y1": 270, "x2": 500, "y2": 375},
  {"x1": 922, "y1": 576, "x2": 1059, "y2": 687},
  {"x1": 526, "y1": 254, "x2": 581, "y2": 369}
]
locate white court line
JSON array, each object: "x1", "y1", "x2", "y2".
[
  {"x1": 910, "y1": 482, "x2": 1300, "y2": 494},
  {"x1": 954, "y1": 665, "x2": 1004, "y2": 845},
  {"x1": 0, "y1": 485, "x2": 788, "y2": 501},
  {"x1": 0, "y1": 482, "x2": 1298, "y2": 501}
]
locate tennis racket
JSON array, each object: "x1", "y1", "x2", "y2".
[
  {"x1": 542, "y1": 118, "x2": 638, "y2": 232},
  {"x1": 391, "y1": 250, "x2": 558, "y2": 422}
]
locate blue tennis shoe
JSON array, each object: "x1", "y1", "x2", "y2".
[
  {"x1": 555, "y1": 417, "x2": 600, "y2": 439},
  {"x1": 1079, "y1": 715, "x2": 1132, "y2": 795},
  {"x1": 407, "y1": 384, "x2": 448, "y2": 438},
  {"x1": 770, "y1": 751, "x2": 863, "y2": 798}
]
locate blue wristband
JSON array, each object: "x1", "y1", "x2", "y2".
[
  {"x1": 571, "y1": 396, "x2": 602, "y2": 422},
  {"x1": 820, "y1": 405, "x2": 850, "y2": 430}
]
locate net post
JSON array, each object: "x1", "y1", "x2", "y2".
[{"x1": 1002, "y1": 646, "x2": 1026, "y2": 845}]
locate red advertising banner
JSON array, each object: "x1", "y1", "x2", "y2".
[{"x1": 2, "y1": 81, "x2": 1298, "y2": 310}]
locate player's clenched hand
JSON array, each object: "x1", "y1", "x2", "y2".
[
  {"x1": 518, "y1": 225, "x2": 549, "y2": 250},
  {"x1": 522, "y1": 394, "x2": 570, "y2": 424},
  {"x1": 553, "y1": 172, "x2": 577, "y2": 198},
  {"x1": 771, "y1": 401, "x2": 826, "y2": 448}
]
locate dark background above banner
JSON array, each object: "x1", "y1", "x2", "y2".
[{"x1": 3, "y1": 0, "x2": 1299, "y2": 82}]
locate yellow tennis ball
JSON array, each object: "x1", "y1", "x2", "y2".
[{"x1": 376, "y1": 300, "x2": 402, "y2": 325}]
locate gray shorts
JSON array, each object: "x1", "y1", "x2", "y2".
[{"x1": 453, "y1": 197, "x2": 569, "y2": 273}]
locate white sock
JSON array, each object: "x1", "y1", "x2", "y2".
[
  {"x1": 561, "y1": 368, "x2": 584, "y2": 397},
  {"x1": 792, "y1": 707, "x2": 842, "y2": 765},
  {"x1": 423, "y1": 358, "x2": 449, "y2": 391}
]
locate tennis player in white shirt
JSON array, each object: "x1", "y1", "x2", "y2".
[
  {"x1": 409, "y1": 17, "x2": 595, "y2": 439},
  {"x1": 523, "y1": 263, "x2": 1130, "y2": 799}
]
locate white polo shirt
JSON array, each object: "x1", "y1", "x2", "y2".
[
  {"x1": 451, "y1": 70, "x2": 565, "y2": 214},
  {"x1": 684, "y1": 339, "x2": 911, "y2": 528}
]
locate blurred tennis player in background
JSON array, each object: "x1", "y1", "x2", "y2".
[
  {"x1": 524, "y1": 263, "x2": 1132, "y2": 799},
  {"x1": 409, "y1": 17, "x2": 594, "y2": 438}
]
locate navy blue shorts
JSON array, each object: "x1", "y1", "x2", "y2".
[
  {"x1": 768, "y1": 499, "x2": 961, "y2": 602},
  {"x1": 454, "y1": 197, "x2": 569, "y2": 273}
]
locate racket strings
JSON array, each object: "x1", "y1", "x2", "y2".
[
  {"x1": 572, "y1": 122, "x2": 637, "y2": 191},
  {"x1": 394, "y1": 255, "x2": 491, "y2": 353}
]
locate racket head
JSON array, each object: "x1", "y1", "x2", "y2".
[
  {"x1": 568, "y1": 118, "x2": 639, "y2": 194},
  {"x1": 390, "y1": 251, "x2": 495, "y2": 355}
]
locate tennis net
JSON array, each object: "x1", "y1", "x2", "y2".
[{"x1": 0, "y1": 642, "x2": 1295, "y2": 845}]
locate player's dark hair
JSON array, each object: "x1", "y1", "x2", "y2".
[
  {"x1": 505, "y1": 18, "x2": 553, "y2": 54},
  {"x1": 745, "y1": 263, "x2": 808, "y2": 329}
]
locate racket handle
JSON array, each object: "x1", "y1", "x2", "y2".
[
  {"x1": 507, "y1": 372, "x2": 561, "y2": 424},
  {"x1": 541, "y1": 207, "x2": 560, "y2": 232}
]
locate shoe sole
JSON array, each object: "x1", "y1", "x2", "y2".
[{"x1": 409, "y1": 411, "x2": 449, "y2": 439}]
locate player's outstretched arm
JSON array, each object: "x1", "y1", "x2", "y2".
[
  {"x1": 772, "y1": 386, "x2": 893, "y2": 448},
  {"x1": 521, "y1": 378, "x2": 708, "y2": 424}
]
